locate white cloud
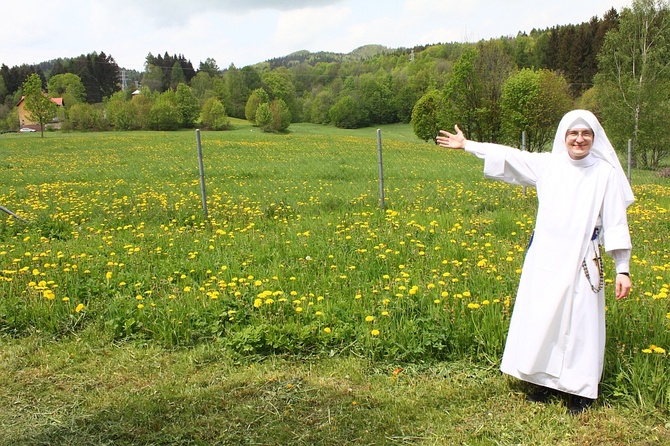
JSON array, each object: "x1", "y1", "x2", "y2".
[
  {"x1": 0, "y1": 0, "x2": 635, "y2": 71},
  {"x1": 274, "y1": 5, "x2": 364, "y2": 55}
]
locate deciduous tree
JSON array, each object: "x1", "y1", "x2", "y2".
[
  {"x1": 222, "y1": 64, "x2": 249, "y2": 119},
  {"x1": 170, "y1": 62, "x2": 186, "y2": 89},
  {"x1": 48, "y1": 73, "x2": 86, "y2": 106},
  {"x1": 148, "y1": 90, "x2": 180, "y2": 130},
  {"x1": 255, "y1": 102, "x2": 273, "y2": 132},
  {"x1": 142, "y1": 64, "x2": 164, "y2": 92},
  {"x1": 329, "y1": 95, "x2": 369, "y2": 129},
  {"x1": 270, "y1": 98, "x2": 291, "y2": 132},
  {"x1": 595, "y1": 0, "x2": 670, "y2": 168},
  {"x1": 106, "y1": 92, "x2": 139, "y2": 130},
  {"x1": 500, "y1": 68, "x2": 572, "y2": 151},
  {"x1": 411, "y1": 89, "x2": 444, "y2": 142},
  {"x1": 191, "y1": 71, "x2": 213, "y2": 103},
  {"x1": 245, "y1": 88, "x2": 269, "y2": 125},
  {"x1": 175, "y1": 83, "x2": 200, "y2": 127},
  {"x1": 21, "y1": 73, "x2": 57, "y2": 136}
]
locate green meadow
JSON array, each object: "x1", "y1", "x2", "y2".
[{"x1": 0, "y1": 121, "x2": 668, "y2": 445}]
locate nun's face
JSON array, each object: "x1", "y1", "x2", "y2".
[{"x1": 565, "y1": 128, "x2": 594, "y2": 160}]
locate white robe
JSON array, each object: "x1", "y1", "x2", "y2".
[{"x1": 466, "y1": 142, "x2": 632, "y2": 398}]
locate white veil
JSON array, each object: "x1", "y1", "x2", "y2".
[{"x1": 552, "y1": 109, "x2": 635, "y2": 207}]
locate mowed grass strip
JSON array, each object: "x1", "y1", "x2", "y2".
[{"x1": 0, "y1": 334, "x2": 667, "y2": 446}]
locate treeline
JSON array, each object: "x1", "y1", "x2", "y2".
[
  {"x1": 0, "y1": 7, "x2": 619, "y2": 134},
  {"x1": 1, "y1": 52, "x2": 120, "y2": 105},
  {"x1": 513, "y1": 9, "x2": 619, "y2": 96}
]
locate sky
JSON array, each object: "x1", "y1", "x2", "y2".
[{"x1": 1, "y1": 0, "x2": 634, "y2": 72}]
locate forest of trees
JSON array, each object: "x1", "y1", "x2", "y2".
[{"x1": 2, "y1": 0, "x2": 669, "y2": 168}]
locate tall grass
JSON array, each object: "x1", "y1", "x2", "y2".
[{"x1": 0, "y1": 122, "x2": 668, "y2": 411}]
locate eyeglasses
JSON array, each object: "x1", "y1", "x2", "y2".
[{"x1": 566, "y1": 129, "x2": 594, "y2": 140}]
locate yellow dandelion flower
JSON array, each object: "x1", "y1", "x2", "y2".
[
  {"x1": 62, "y1": 297, "x2": 70, "y2": 302},
  {"x1": 371, "y1": 329, "x2": 380, "y2": 336},
  {"x1": 253, "y1": 299, "x2": 262, "y2": 308},
  {"x1": 323, "y1": 327, "x2": 331, "y2": 334},
  {"x1": 137, "y1": 303, "x2": 145, "y2": 309},
  {"x1": 295, "y1": 307, "x2": 303, "y2": 313},
  {"x1": 467, "y1": 303, "x2": 481, "y2": 310},
  {"x1": 75, "y1": 304, "x2": 85, "y2": 313},
  {"x1": 365, "y1": 315, "x2": 375, "y2": 322},
  {"x1": 43, "y1": 290, "x2": 55, "y2": 300}
]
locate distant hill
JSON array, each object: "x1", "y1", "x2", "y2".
[{"x1": 265, "y1": 44, "x2": 396, "y2": 69}]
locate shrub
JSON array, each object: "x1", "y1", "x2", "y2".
[
  {"x1": 201, "y1": 97, "x2": 230, "y2": 130},
  {"x1": 148, "y1": 98, "x2": 180, "y2": 131}
]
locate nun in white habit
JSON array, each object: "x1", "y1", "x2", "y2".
[{"x1": 436, "y1": 109, "x2": 634, "y2": 414}]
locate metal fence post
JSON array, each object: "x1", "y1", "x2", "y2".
[
  {"x1": 377, "y1": 129, "x2": 385, "y2": 210},
  {"x1": 196, "y1": 129, "x2": 208, "y2": 220}
]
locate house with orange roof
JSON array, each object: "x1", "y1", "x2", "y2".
[{"x1": 16, "y1": 96, "x2": 64, "y2": 131}]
